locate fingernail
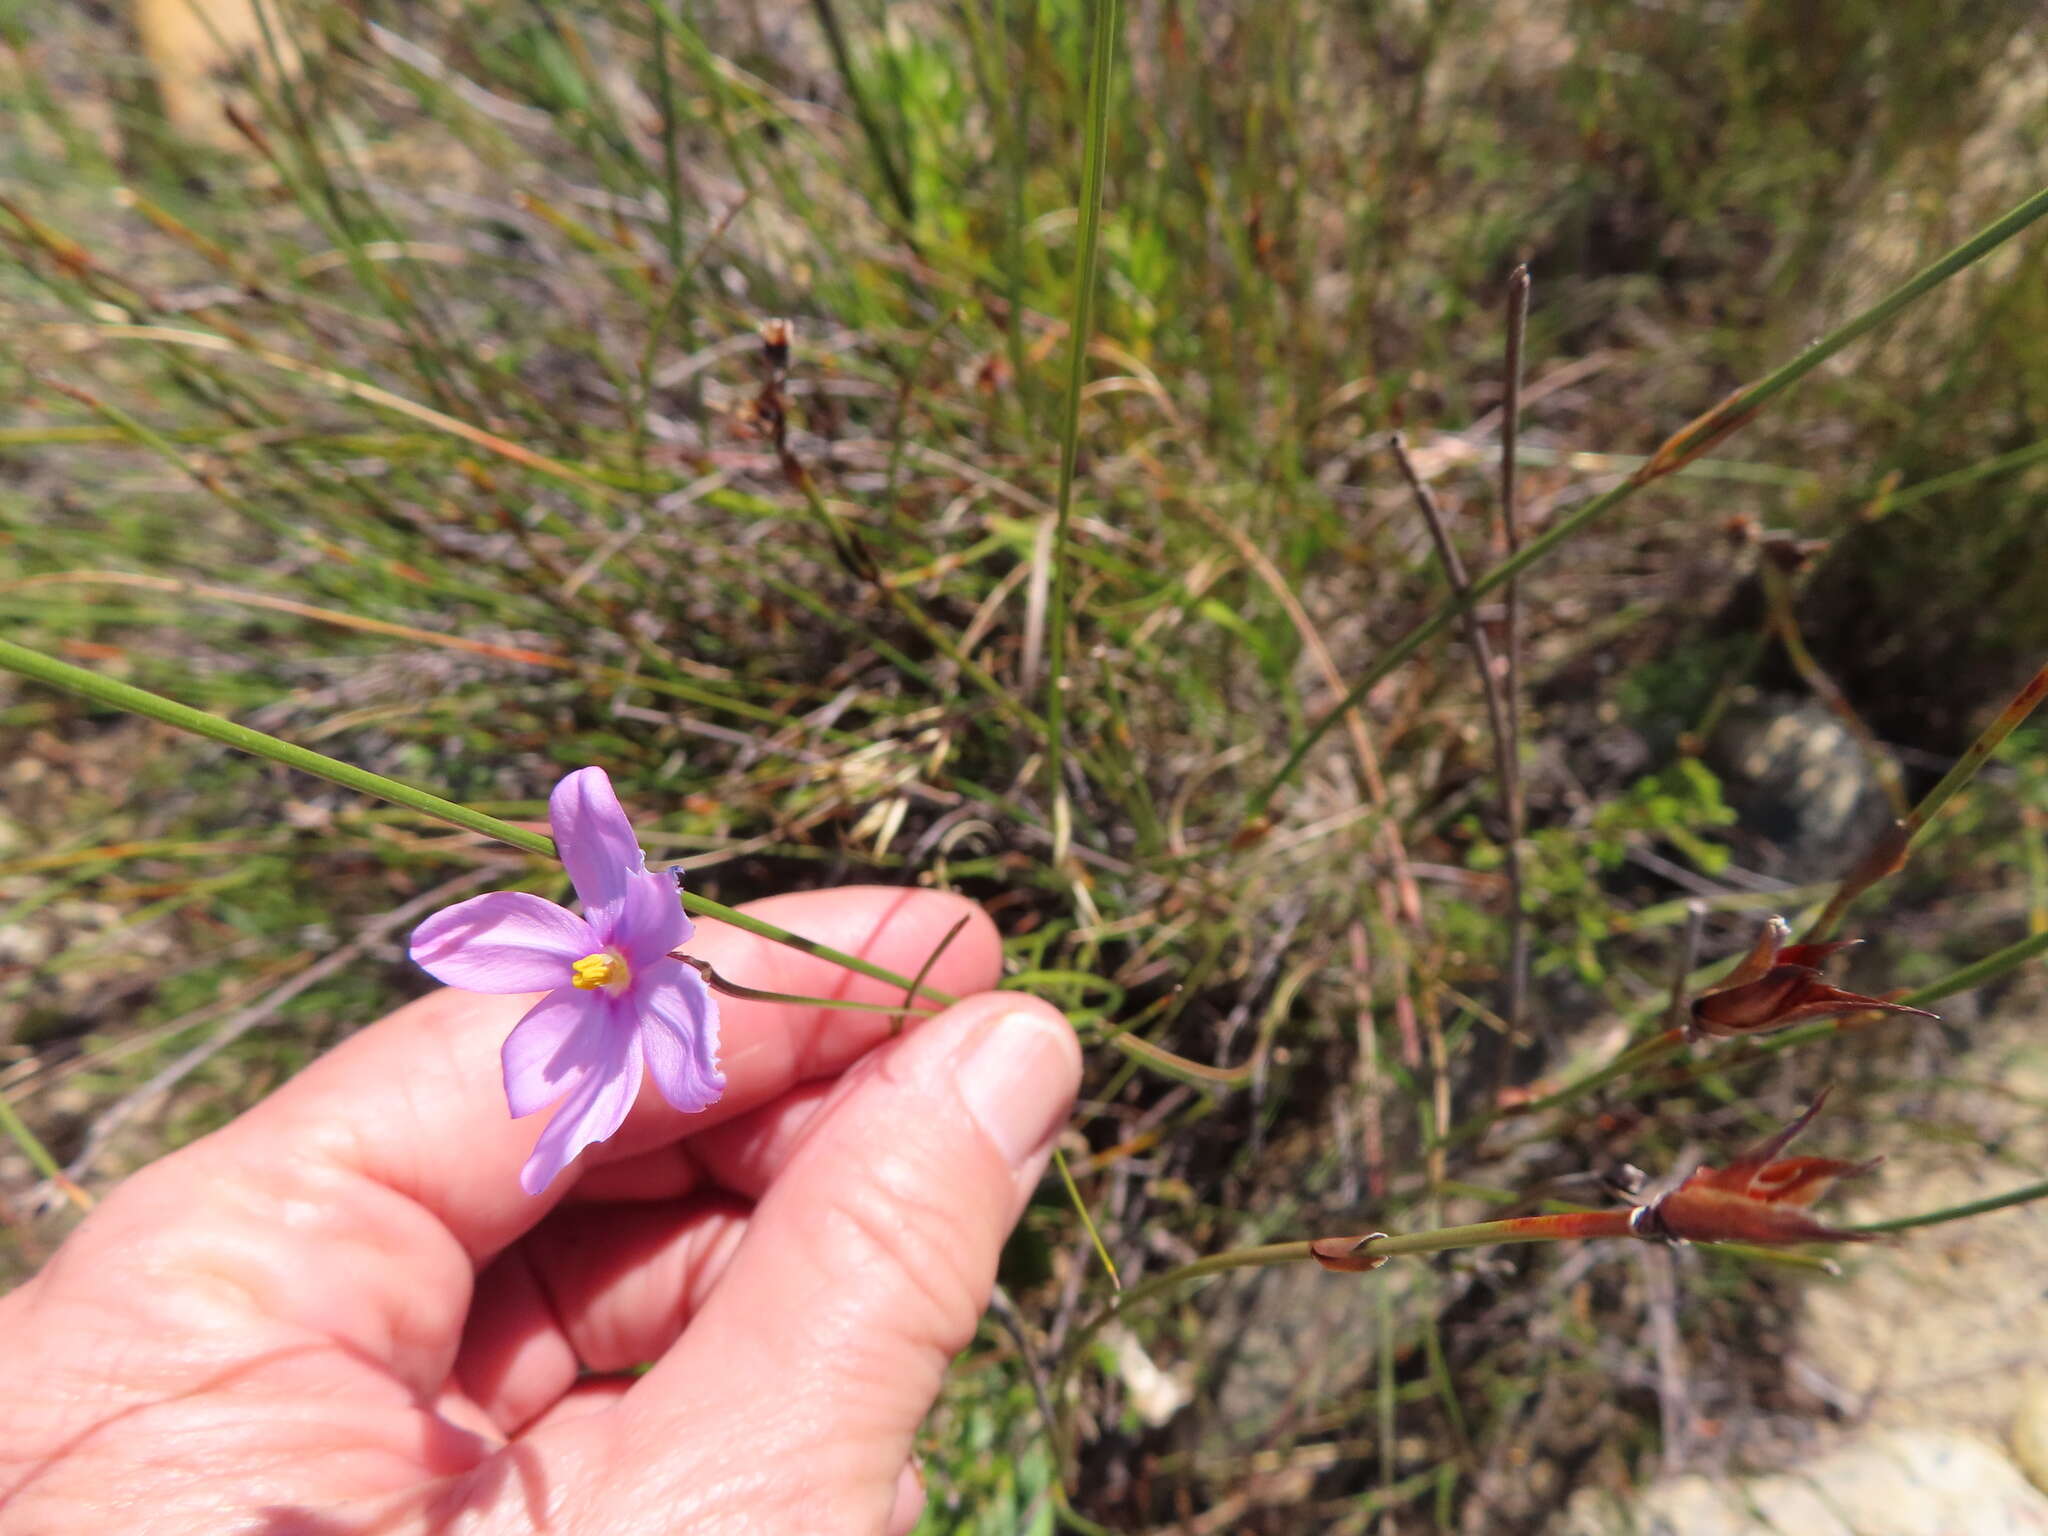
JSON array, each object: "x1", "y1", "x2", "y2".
[{"x1": 955, "y1": 1010, "x2": 1076, "y2": 1167}]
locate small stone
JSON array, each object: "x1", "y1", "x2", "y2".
[
  {"x1": 1709, "y1": 696, "x2": 1896, "y2": 878},
  {"x1": 2013, "y1": 1374, "x2": 2048, "y2": 1495}
]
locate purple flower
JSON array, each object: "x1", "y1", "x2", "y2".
[{"x1": 410, "y1": 767, "x2": 723, "y2": 1194}]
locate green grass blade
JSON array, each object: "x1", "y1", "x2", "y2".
[
  {"x1": 1042, "y1": 0, "x2": 1122, "y2": 846},
  {"x1": 0, "y1": 637, "x2": 955, "y2": 1001},
  {"x1": 1850, "y1": 1178, "x2": 2048, "y2": 1235}
]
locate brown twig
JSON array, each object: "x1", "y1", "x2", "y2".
[
  {"x1": 1636, "y1": 1242, "x2": 1693, "y2": 1472},
  {"x1": 1418, "y1": 976, "x2": 1452, "y2": 1193},
  {"x1": 1498, "y1": 265, "x2": 1532, "y2": 1039},
  {"x1": 1665, "y1": 900, "x2": 1707, "y2": 1034},
  {"x1": 1376, "y1": 882, "x2": 1422, "y2": 1069},
  {"x1": 1390, "y1": 433, "x2": 1520, "y2": 1021},
  {"x1": 894, "y1": 913, "x2": 971, "y2": 1036},
  {"x1": 987, "y1": 1283, "x2": 1063, "y2": 1472},
  {"x1": 1349, "y1": 922, "x2": 1388, "y2": 1200},
  {"x1": 675, "y1": 953, "x2": 948, "y2": 1016}
]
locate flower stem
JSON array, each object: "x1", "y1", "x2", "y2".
[
  {"x1": 0, "y1": 637, "x2": 954, "y2": 1003},
  {"x1": 1336, "y1": 1212, "x2": 1638, "y2": 1263},
  {"x1": 1058, "y1": 1218, "x2": 1622, "y2": 1415},
  {"x1": 1849, "y1": 1177, "x2": 2048, "y2": 1235},
  {"x1": 1050, "y1": 1205, "x2": 1852, "y2": 1484}
]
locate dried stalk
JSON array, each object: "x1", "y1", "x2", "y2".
[{"x1": 1390, "y1": 433, "x2": 1522, "y2": 1031}]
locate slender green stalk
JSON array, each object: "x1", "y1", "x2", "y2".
[
  {"x1": 1899, "y1": 927, "x2": 2048, "y2": 1005},
  {"x1": 1249, "y1": 182, "x2": 2048, "y2": 819},
  {"x1": 0, "y1": 638, "x2": 952, "y2": 1002},
  {"x1": 808, "y1": 0, "x2": 917, "y2": 225},
  {"x1": 0, "y1": 636, "x2": 555, "y2": 855},
  {"x1": 1054, "y1": 1145, "x2": 1121, "y2": 1288},
  {"x1": 893, "y1": 914, "x2": 970, "y2": 1036},
  {"x1": 1887, "y1": 434, "x2": 2048, "y2": 509},
  {"x1": 1850, "y1": 1177, "x2": 2048, "y2": 1235},
  {"x1": 1376, "y1": 1259, "x2": 1397, "y2": 1515},
  {"x1": 649, "y1": 1, "x2": 685, "y2": 267},
  {"x1": 683, "y1": 958, "x2": 940, "y2": 1016},
  {"x1": 1889, "y1": 665, "x2": 2046, "y2": 843},
  {"x1": 1042, "y1": 0, "x2": 1122, "y2": 843},
  {"x1": 1353, "y1": 1217, "x2": 1609, "y2": 1260},
  {"x1": 0, "y1": 1094, "x2": 70, "y2": 1192}
]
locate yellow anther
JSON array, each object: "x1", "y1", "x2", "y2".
[{"x1": 571, "y1": 951, "x2": 628, "y2": 991}]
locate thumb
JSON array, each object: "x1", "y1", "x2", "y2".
[{"x1": 611, "y1": 992, "x2": 1080, "y2": 1530}]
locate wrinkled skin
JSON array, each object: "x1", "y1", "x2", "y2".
[{"x1": 0, "y1": 887, "x2": 1080, "y2": 1536}]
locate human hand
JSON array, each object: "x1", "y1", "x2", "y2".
[{"x1": 0, "y1": 886, "x2": 1079, "y2": 1535}]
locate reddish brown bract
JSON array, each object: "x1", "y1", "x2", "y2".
[
  {"x1": 1632, "y1": 1092, "x2": 1878, "y2": 1246},
  {"x1": 1309, "y1": 1233, "x2": 1390, "y2": 1272},
  {"x1": 1687, "y1": 917, "x2": 1938, "y2": 1041}
]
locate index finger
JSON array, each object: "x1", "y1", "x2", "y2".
[
  {"x1": 59, "y1": 887, "x2": 1000, "y2": 1404},
  {"x1": 245, "y1": 885, "x2": 1002, "y2": 1260}
]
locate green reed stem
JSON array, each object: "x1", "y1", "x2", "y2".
[
  {"x1": 0, "y1": 637, "x2": 953, "y2": 1002},
  {"x1": 809, "y1": 0, "x2": 917, "y2": 225},
  {"x1": 1899, "y1": 927, "x2": 2048, "y2": 1005},
  {"x1": 1043, "y1": 0, "x2": 1121, "y2": 838},
  {"x1": 0, "y1": 1094, "x2": 67, "y2": 1188},
  {"x1": 1055, "y1": 1144, "x2": 1122, "y2": 1288},
  {"x1": 1850, "y1": 1177, "x2": 2048, "y2": 1235},
  {"x1": 1250, "y1": 182, "x2": 2048, "y2": 819},
  {"x1": 1894, "y1": 667, "x2": 2046, "y2": 841},
  {"x1": 1887, "y1": 435, "x2": 2048, "y2": 509}
]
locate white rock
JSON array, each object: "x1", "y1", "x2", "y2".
[{"x1": 1557, "y1": 1430, "x2": 2048, "y2": 1535}]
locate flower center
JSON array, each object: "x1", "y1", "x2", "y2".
[{"x1": 571, "y1": 950, "x2": 630, "y2": 992}]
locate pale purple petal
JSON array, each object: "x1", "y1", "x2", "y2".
[
  {"x1": 411, "y1": 892, "x2": 593, "y2": 993},
  {"x1": 549, "y1": 767, "x2": 649, "y2": 940},
  {"x1": 519, "y1": 1026, "x2": 644, "y2": 1195},
  {"x1": 614, "y1": 869, "x2": 691, "y2": 970},
  {"x1": 501, "y1": 987, "x2": 607, "y2": 1118},
  {"x1": 635, "y1": 959, "x2": 724, "y2": 1114}
]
